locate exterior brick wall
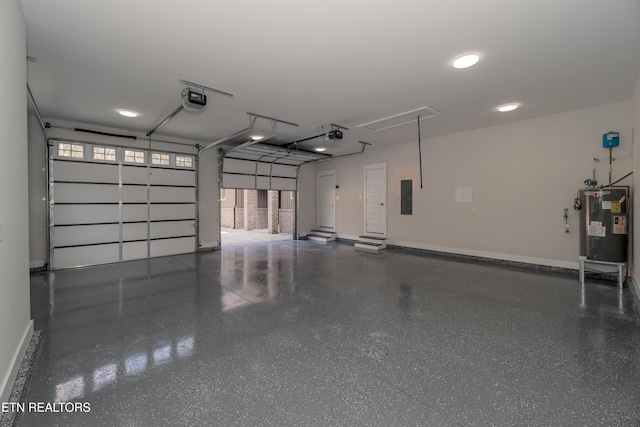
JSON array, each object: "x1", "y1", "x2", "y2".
[
  {"x1": 234, "y1": 208, "x2": 244, "y2": 229},
  {"x1": 244, "y1": 190, "x2": 257, "y2": 230},
  {"x1": 279, "y1": 209, "x2": 294, "y2": 234},
  {"x1": 268, "y1": 190, "x2": 279, "y2": 234},
  {"x1": 256, "y1": 208, "x2": 268, "y2": 229},
  {"x1": 225, "y1": 189, "x2": 295, "y2": 233}
]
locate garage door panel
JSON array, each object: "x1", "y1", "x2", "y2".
[
  {"x1": 256, "y1": 176, "x2": 271, "y2": 190},
  {"x1": 151, "y1": 221, "x2": 194, "y2": 239},
  {"x1": 150, "y1": 186, "x2": 195, "y2": 203},
  {"x1": 122, "y1": 205, "x2": 148, "y2": 222},
  {"x1": 55, "y1": 183, "x2": 119, "y2": 203},
  {"x1": 51, "y1": 146, "x2": 199, "y2": 269},
  {"x1": 222, "y1": 173, "x2": 255, "y2": 189},
  {"x1": 150, "y1": 168, "x2": 194, "y2": 186},
  {"x1": 54, "y1": 161, "x2": 118, "y2": 183},
  {"x1": 271, "y1": 178, "x2": 297, "y2": 191},
  {"x1": 256, "y1": 163, "x2": 271, "y2": 176},
  {"x1": 222, "y1": 159, "x2": 298, "y2": 190},
  {"x1": 122, "y1": 186, "x2": 148, "y2": 203},
  {"x1": 54, "y1": 224, "x2": 119, "y2": 247},
  {"x1": 123, "y1": 242, "x2": 147, "y2": 261},
  {"x1": 53, "y1": 205, "x2": 119, "y2": 225},
  {"x1": 150, "y1": 204, "x2": 195, "y2": 221},
  {"x1": 53, "y1": 244, "x2": 120, "y2": 270},
  {"x1": 272, "y1": 164, "x2": 298, "y2": 178},
  {"x1": 122, "y1": 166, "x2": 147, "y2": 184},
  {"x1": 223, "y1": 158, "x2": 255, "y2": 175},
  {"x1": 122, "y1": 223, "x2": 148, "y2": 241},
  {"x1": 150, "y1": 237, "x2": 195, "y2": 257}
]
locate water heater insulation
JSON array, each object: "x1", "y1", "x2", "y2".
[{"x1": 579, "y1": 187, "x2": 628, "y2": 262}]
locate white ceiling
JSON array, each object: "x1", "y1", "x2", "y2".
[{"x1": 21, "y1": 0, "x2": 640, "y2": 156}]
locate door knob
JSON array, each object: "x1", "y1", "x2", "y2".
[{"x1": 380, "y1": 203, "x2": 384, "y2": 206}]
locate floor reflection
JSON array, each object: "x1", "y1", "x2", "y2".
[{"x1": 53, "y1": 334, "x2": 196, "y2": 403}]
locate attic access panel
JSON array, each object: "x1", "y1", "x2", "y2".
[
  {"x1": 357, "y1": 106, "x2": 442, "y2": 132},
  {"x1": 220, "y1": 143, "x2": 329, "y2": 190}
]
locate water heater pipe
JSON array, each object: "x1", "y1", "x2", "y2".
[{"x1": 609, "y1": 148, "x2": 613, "y2": 185}]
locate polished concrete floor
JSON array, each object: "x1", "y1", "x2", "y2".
[
  {"x1": 220, "y1": 227, "x2": 292, "y2": 244},
  {"x1": 21, "y1": 240, "x2": 640, "y2": 426}
]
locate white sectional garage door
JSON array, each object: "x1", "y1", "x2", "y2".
[
  {"x1": 220, "y1": 143, "x2": 328, "y2": 191},
  {"x1": 49, "y1": 140, "x2": 197, "y2": 270}
]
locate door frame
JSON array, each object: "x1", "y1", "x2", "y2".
[
  {"x1": 363, "y1": 162, "x2": 387, "y2": 237},
  {"x1": 316, "y1": 169, "x2": 336, "y2": 231}
]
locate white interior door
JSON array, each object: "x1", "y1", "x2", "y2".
[
  {"x1": 317, "y1": 170, "x2": 335, "y2": 230},
  {"x1": 364, "y1": 163, "x2": 387, "y2": 236}
]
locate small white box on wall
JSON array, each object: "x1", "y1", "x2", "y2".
[{"x1": 455, "y1": 186, "x2": 473, "y2": 203}]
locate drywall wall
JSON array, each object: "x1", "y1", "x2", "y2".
[
  {"x1": 317, "y1": 101, "x2": 633, "y2": 268},
  {"x1": 297, "y1": 162, "x2": 317, "y2": 236},
  {"x1": 633, "y1": 75, "x2": 640, "y2": 295},
  {"x1": 198, "y1": 146, "x2": 220, "y2": 249},
  {"x1": 27, "y1": 100, "x2": 47, "y2": 268},
  {"x1": 0, "y1": 0, "x2": 33, "y2": 403}
]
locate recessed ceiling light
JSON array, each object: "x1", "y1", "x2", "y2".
[
  {"x1": 251, "y1": 135, "x2": 264, "y2": 141},
  {"x1": 118, "y1": 109, "x2": 139, "y2": 118},
  {"x1": 453, "y1": 54, "x2": 480, "y2": 69},
  {"x1": 315, "y1": 147, "x2": 326, "y2": 152},
  {"x1": 497, "y1": 103, "x2": 519, "y2": 112}
]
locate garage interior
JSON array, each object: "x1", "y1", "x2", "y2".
[{"x1": 2, "y1": 1, "x2": 640, "y2": 426}]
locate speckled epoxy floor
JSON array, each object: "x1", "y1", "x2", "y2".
[{"x1": 18, "y1": 241, "x2": 640, "y2": 426}]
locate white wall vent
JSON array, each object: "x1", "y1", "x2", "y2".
[{"x1": 357, "y1": 106, "x2": 442, "y2": 132}]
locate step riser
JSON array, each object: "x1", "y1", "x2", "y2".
[
  {"x1": 354, "y1": 242, "x2": 386, "y2": 251},
  {"x1": 309, "y1": 235, "x2": 335, "y2": 243},
  {"x1": 359, "y1": 238, "x2": 386, "y2": 245},
  {"x1": 310, "y1": 232, "x2": 336, "y2": 238}
]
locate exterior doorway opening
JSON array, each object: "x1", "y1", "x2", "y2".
[{"x1": 220, "y1": 188, "x2": 295, "y2": 244}]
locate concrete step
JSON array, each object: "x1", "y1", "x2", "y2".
[
  {"x1": 358, "y1": 235, "x2": 386, "y2": 245},
  {"x1": 310, "y1": 229, "x2": 337, "y2": 238},
  {"x1": 354, "y1": 241, "x2": 386, "y2": 251},
  {"x1": 308, "y1": 234, "x2": 335, "y2": 243}
]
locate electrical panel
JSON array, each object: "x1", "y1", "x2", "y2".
[{"x1": 401, "y1": 180, "x2": 412, "y2": 215}]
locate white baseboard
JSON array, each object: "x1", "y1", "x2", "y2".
[
  {"x1": 1, "y1": 319, "x2": 34, "y2": 403},
  {"x1": 633, "y1": 275, "x2": 640, "y2": 298},
  {"x1": 199, "y1": 242, "x2": 220, "y2": 250},
  {"x1": 386, "y1": 239, "x2": 579, "y2": 270},
  {"x1": 29, "y1": 260, "x2": 45, "y2": 269}
]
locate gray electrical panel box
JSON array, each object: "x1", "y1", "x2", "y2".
[
  {"x1": 579, "y1": 187, "x2": 629, "y2": 262},
  {"x1": 401, "y1": 180, "x2": 412, "y2": 215}
]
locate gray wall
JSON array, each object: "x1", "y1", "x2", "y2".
[
  {"x1": 316, "y1": 101, "x2": 633, "y2": 269},
  {"x1": 297, "y1": 162, "x2": 317, "y2": 236},
  {"x1": 27, "y1": 100, "x2": 47, "y2": 268},
  {"x1": 0, "y1": 0, "x2": 33, "y2": 403},
  {"x1": 197, "y1": 146, "x2": 220, "y2": 248},
  {"x1": 633, "y1": 75, "x2": 640, "y2": 295}
]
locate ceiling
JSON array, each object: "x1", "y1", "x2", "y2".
[{"x1": 21, "y1": 0, "x2": 640, "y2": 156}]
